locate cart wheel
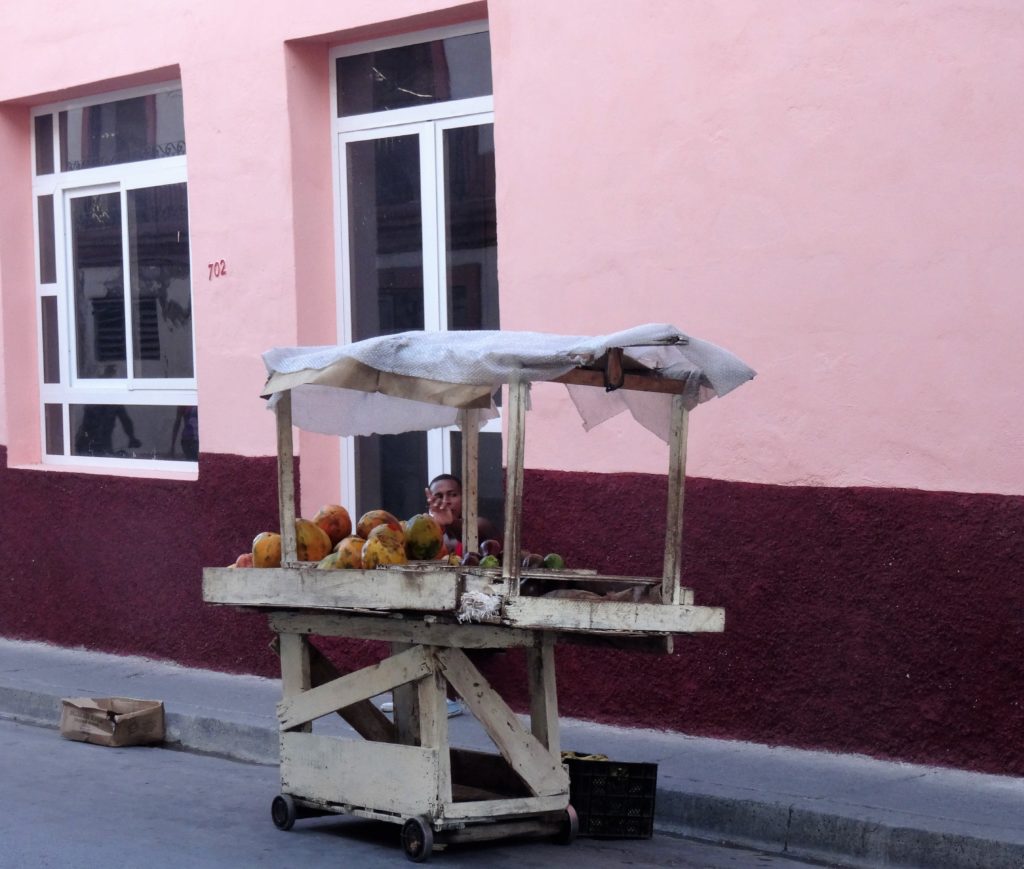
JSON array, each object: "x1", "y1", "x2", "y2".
[
  {"x1": 555, "y1": 804, "x2": 579, "y2": 845},
  {"x1": 400, "y1": 815, "x2": 434, "y2": 862},
  {"x1": 271, "y1": 794, "x2": 297, "y2": 831}
]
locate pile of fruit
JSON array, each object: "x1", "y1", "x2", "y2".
[
  {"x1": 458, "y1": 539, "x2": 565, "y2": 571},
  {"x1": 229, "y1": 505, "x2": 450, "y2": 570},
  {"x1": 228, "y1": 504, "x2": 564, "y2": 572}
]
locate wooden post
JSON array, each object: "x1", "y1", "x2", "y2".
[
  {"x1": 390, "y1": 642, "x2": 420, "y2": 746},
  {"x1": 661, "y1": 395, "x2": 689, "y2": 605},
  {"x1": 459, "y1": 407, "x2": 480, "y2": 558},
  {"x1": 278, "y1": 632, "x2": 311, "y2": 733},
  {"x1": 276, "y1": 391, "x2": 298, "y2": 564},
  {"x1": 502, "y1": 380, "x2": 528, "y2": 596},
  {"x1": 527, "y1": 633, "x2": 559, "y2": 758},
  {"x1": 416, "y1": 650, "x2": 452, "y2": 809}
]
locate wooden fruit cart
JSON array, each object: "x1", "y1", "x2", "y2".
[{"x1": 202, "y1": 325, "x2": 753, "y2": 861}]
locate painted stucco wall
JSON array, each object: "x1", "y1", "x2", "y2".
[
  {"x1": 2, "y1": 1, "x2": 1023, "y2": 503},
  {"x1": 3, "y1": 2, "x2": 1024, "y2": 775}
]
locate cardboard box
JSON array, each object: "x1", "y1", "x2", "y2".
[{"x1": 60, "y1": 697, "x2": 165, "y2": 747}]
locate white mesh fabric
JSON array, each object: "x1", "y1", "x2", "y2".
[{"x1": 262, "y1": 325, "x2": 754, "y2": 442}]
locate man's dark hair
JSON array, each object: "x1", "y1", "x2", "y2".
[{"x1": 429, "y1": 473, "x2": 461, "y2": 490}]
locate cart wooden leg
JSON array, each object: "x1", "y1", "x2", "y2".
[
  {"x1": 392, "y1": 641, "x2": 421, "y2": 746},
  {"x1": 279, "y1": 632, "x2": 311, "y2": 733},
  {"x1": 416, "y1": 650, "x2": 452, "y2": 809},
  {"x1": 527, "y1": 632, "x2": 560, "y2": 758}
]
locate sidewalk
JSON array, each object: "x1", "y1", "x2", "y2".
[{"x1": 1, "y1": 637, "x2": 1021, "y2": 868}]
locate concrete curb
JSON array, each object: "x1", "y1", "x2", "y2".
[
  {"x1": 655, "y1": 789, "x2": 1024, "y2": 869},
  {"x1": 3, "y1": 681, "x2": 1023, "y2": 869}
]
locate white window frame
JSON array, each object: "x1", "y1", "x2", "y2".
[
  {"x1": 330, "y1": 22, "x2": 500, "y2": 510},
  {"x1": 31, "y1": 81, "x2": 197, "y2": 473}
]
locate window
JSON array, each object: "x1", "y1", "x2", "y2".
[
  {"x1": 32, "y1": 83, "x2": 197, "y2": 469},
  {"x1": 332, "y1": 24, "x2": 502, "y2": 523}
]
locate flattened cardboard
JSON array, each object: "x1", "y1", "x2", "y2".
[{"x1": 60, "y1": 697, "x2": 165, "y2": 747}]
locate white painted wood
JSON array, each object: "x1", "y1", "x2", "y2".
[
  {"x1": 503, "y1": 597, "x2": 724, "y2": 634},
  {"x1": 278, "y1": 645, "x2": 431, "y2": 731},
  {"x1": 442, "y1": 793, "x2": 568, "y2": 821},
  {"x1": 276, "y1": 392, "x2": 298, "y2": 564},
  {"x1": 502, "y1": 380, "x2": 527, "y2": 594},
  {"x1": 280, "y1": 732, "x2": 438, "y2": 818},
  {"x1": 278, "y1": 633, "x2": 312, "y2": 733},
  {"x1": 437, "y1": 648, "x2": 568, "y2": 797},
  {"x1": 417, "y1": 659, "x2": 451, "y2": 806},
  {"x1": 202, "y1": 566, "x2": 459, "y2": 611},
  {"x1": 390, "y1": 642, "x2": 420, "y2": 747},
  {"x1": 527, "y1": 634, "x2": 559, "y2": 757},
  {"x1": 662, "y1": 396, "x2": 689, "y2": 604},
  {"x1": 460, "y1": 407, "x2": 481, "y2": 557},
  {"x1": 268, "y1": 611, "x2": 536, "y2": 648}
]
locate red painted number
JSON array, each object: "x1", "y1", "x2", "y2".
[{"x1": 207, "y1": 259, "x2": 227, "y2": 280}]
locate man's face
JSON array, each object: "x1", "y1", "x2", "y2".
[{"x1": 429, "y1": 479, "x2": 462, "y2": 520}]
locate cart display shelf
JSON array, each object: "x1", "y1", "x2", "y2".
[{"x1": 201, "y1": 326, "x2": 753, "y2": 861}]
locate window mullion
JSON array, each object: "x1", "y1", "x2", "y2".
[
  {"x1": 120, "y1": 187, "x2": 136, "y2": 389},
  {"x1": 420, "y1": 129, "x2": 442, "y2": 333}
]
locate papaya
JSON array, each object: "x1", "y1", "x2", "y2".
[
  {"x1": 356, "y1": 509, "x2": 403, "y2": 540},
  {"x1": 252, "y1": 532, "x2": 282, "y2": 568},
  {"x1": 315, "y1": 552, "x2": 342, "y2": 569},
  {"x1": 362, "y1": 524, "x2": 407, "y2": 568},
  {"x1": 295, "y1": 518, "x2": 333, "y2": 562},
  {"x1": 404, "y1": 513, "x2": 444, "y2": 560},
  {"x1": 333, "y1": 535, "x2": 366, "y2": 569},
  {"x1": 312, "y1": 504, "x2": 353, "y2": 546}
]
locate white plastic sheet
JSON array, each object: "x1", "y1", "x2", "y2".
[{"x1": 262, "y1": 325, "x2": 754, "y2": 443}]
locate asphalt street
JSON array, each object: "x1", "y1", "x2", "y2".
[{"x1": 0, "y1": 718, "x2": 840, "y2": 868}]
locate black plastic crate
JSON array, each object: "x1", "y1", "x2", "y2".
[{"x1": 565, "y1": 757, "x2": 657, "y2": 839}]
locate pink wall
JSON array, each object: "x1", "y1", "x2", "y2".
[
  {"x1": 491, "y1": 1, "x2": 1024, "y2": 496},
  {"x1": 2, "y1": 1, "x2": 1023, "y2": 504}
]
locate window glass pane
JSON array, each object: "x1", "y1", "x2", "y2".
[
  {"x1": 450, "y1": 429, "x2": 505, "y2": 535},
  {"x1": 128, "y1": 183, "x2": 193, "y2": 379},
  {"x1": 44, "y1": 404, "x2": 64, "y2": 455},
  {"x1": 337, "y1": 31, "x2": 492, "y2": 117},
  {"x1": 71, "y1": 193, "x2": 126, "y2": 379},
  {"x1": 347, "y1": 136, "x2": 424, "y2": 339},
  {"x1": 41, "y1": 296, "x2": 60, "y2": 384},
  {"x1": 355, "y1": 431, "x2": 427, "y2": 520},
  {"x1": 35, "y1": 114, "x2": 54, "y2": 175},
  {"x1": 444, "y1": 124, "x2": 498, "y2": 330},
  {"x1": 59, "y1": 91, "x2": 185, "y2": 171},
  {"x1": 37, "y1": 195, "x2": 56, "y2": 284},
  {"x1": 70, "y1": 403, "x2": 198, "y2": 461}
]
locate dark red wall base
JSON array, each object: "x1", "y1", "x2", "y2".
[{"x1": 2, "y1": 446, "x2": 1022, "y2": 776}]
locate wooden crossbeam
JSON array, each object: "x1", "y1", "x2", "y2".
[
  {"x1": 278, "y1": 645, "x2": 432, "y2": 731},
  {"x1": 437, "y1": 647, "x2": 567, "y2": 797}
]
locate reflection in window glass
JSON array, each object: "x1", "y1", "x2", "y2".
[
  {"x1": 355, "y1": 431, "x2": 427, "y2": 519},
  {"x1": 70, "y1": 403, "x2": 197, "y2": 461},
  {"x1": 128, "y1": 184, "x2": 193, "y2": 378},
  {"x1": 38, "y1": 195, "x2": 56, "y2": 284},
  {"x1": 35, "y1": 114, "x2": 54, "y2": 175},
  {"x1": 337, "y1": 31, "x2": 492, "y2": 117},
  {"x1": 44, "y1": 404, "x2": 64, "y2": 455},
  {"x1": 444, "y1": 124, "x2": 498, "y2": 330},
  {"x1": 347, "y1": 136, "x2": 424, "y2": 339},
  {"x1": 70, "y1": 193, "x2": 126, "y2": 379},
  {"x1": 59, "y1": 91, "x2": 185, "y2": 171},
  {"x1": 41, "y1": 296, "x2": 60, "y2": 384}
]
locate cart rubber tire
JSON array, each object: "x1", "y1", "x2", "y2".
[
  {"x1": 401, "y1": 815, "x2": 434, "y2": 862},
  {"x1": 271, "y1": 794, "x2": 297, "y2": 831},
  {"x1": 555, "y1": 804, "x2": 579, "y2": 845}
]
